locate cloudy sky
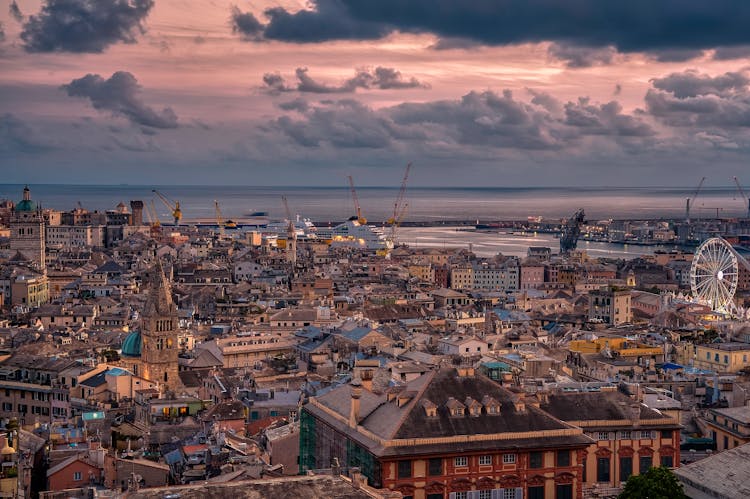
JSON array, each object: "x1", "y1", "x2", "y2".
[{"x1": 2, "y1": 0, "x2": 750, "y2": 186}]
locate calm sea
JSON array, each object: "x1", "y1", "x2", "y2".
[
  {"x1": 0, "y1": 184, "x2": 746, "y2": 222},
  {"x1": 1, "y1": 184, "x2": 741, "y2": 259}
]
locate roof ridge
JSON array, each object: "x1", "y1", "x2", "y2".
[{"x1": 384, "y1": 368, "x2": 440, "y2": 440}]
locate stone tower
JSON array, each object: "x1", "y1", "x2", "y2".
[
  {"x1": 140, "y1": 260, "x2": 179, "y2": 392},
  {"x1": 10, "y1": 186, "x2": 46, "y2": 271}
]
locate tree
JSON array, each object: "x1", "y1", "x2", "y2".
[{"x1": 619, "y1": 466, "x2": 687, "y2": 499}]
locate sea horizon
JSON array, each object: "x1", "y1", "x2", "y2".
[{"x1": 2, "y1": 183, "x2": 748, "y2": 223}]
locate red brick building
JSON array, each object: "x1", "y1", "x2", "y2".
[
  {"x1": 540, "y1": 390, "x2": 681, "y2": 496},
  {"x1": 300, "y1": 367, "x2": 592, "y2": 499},
  {"x1": 46, "y1": 455, "x2": 102, "y2": 492}
]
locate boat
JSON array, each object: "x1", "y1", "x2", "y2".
[
  {"x1": 263, "y1": 217, "x2": 318, "y2": 239},
  {"x1": 317, "y1": 217, "x2": 393, "y2": 252}
]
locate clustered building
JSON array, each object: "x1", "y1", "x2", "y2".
[{"x1": 0, "y1": 186, "x2": 749, "y2": 498}]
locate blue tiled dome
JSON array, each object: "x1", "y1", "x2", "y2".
[
  {"x1": 15, "y1": 199, "x2": 37, "y2": 212},
  {"x1": 15, "y1": 186, "x2": 37, "y2": 212},
  {"x1": 121, "y1": 332, "x2": 142, "y2": 357}
]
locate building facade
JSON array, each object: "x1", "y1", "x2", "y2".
[
  {"x1": 10, "y1": 186, "x2": 46, "y2": 271},
  {"x1": 693, "y1": 343, "x2": 750, "y2": 373},
  {"x1": 588, "y1": 288, "x2": 632, "y2": 325},
  {"x1": 541, "y1": 390, "x2": 681, "y2": 496},
  {"x1": 300, "y1": 368, "x2": 592, "y2": 499}
]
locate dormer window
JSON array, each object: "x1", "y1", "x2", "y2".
[
  {"x1": 446, "y1": 397, "x2": 465, "y2": 417},
  {"x1": 422, "y1": 399, "x2": 437, "y2": 417},
  {"x1": 482, "y1": 395, "x2": 501, "y2": 415},
  {"x1": 464, "y1": 397, "x2": 482, "y2": 417}
]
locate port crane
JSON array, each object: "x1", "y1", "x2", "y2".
[
  {"x1": 387, "y1": 162, "x2": 412, "y2": 244},
  {"x1": 560, "y1": 208, "x2": 585, "y2": 254},
  {"x1": 282, "y1": 195, "x2": 297, "y2": 265},
  {"x1": 733, "y1": 176, "x2": 750, "y2": 218},
  {"x1": 686, "y1": 177, "x2": 706, "y2": 223},
  {"x1": 347, "y1": 175, "x2": 367, "y2": 225},
  {"x1": 214, "y1": 200, "x2": 226, "y2": 238},
  {"x1": 145, "y1": 200, "x2": 161, "y2": 237},
  {"x1": 152, "y1": 189, "x2": 182, "y2": 225}
]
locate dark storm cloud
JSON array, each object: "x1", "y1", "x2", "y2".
[
  {"x1": 21, "y1": 0, "x2": 154, "y2": 53},
  {"x1": 262, "y1": 3, "x2": 389, "y2": 42},
  {"x1": 547, "y1": 44, "x2": 617, "y2": 68},
  {"x1": 278, "y1": 98, "x2": 310, "y2": 112},
  {"x1": 713, "y1": 46, "x2": 750, "y2": 60},
  {"x1": 371, "y1": 67, "x2": 428, "y2": 89},
  {"x1": 273, "y1": 89, "x2": 654, "y2": 152},
  {"x1": 647, "y1": 48, "x2": 704, "y2": 63},
  {"x1": 262, "y1": 67, "x2": 428, "y2": 94},
  {"x1": 230, "y1": 6, "x2": 264, "y2": 41},
  {"x1": 230, "y1": 1, "x2": 750, "y2": 58},
  {"x1": 9, "y1": 1, "x2": 23, "y2": 22},
  {"x1": 651, "y1": 70, "x2": 750, "y2": 98},
  {"x1": 0, "y1": 113, "x2": 55, "y2": 153},
  {"x1": 563, "y1": 98, "x2": 655, "y2": 137},
  {"x1": 645, "y1": 70, "x2": 750, "y2": 128},
  {"x1": 61, "y1": 71, "x2": 179, "y2": 129},
  {"x1": 275, "y1": 99, "x2": 395, "y2": 148}
]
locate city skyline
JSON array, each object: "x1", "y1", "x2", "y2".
[{"x1": 2, "y1": 1, "x2": 750, "y2": 186}]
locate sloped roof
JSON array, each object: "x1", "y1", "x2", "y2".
[
  {"x1": 338, "y1": 326, "x2": 380, "y2": 343},
  {"x1": 541, "y1": 391, "x2": 678, "y2": 425},
  {"x1": 46, "y1": 454, "x2": 99, "y2": 477},
  {"x1": 675, "y1": 441, "x2": 750, "y2": 499},
  {"x1": 80, "y1": 371, "x2": 108, "y2": 388},
  {"x1": 312, "y1": 368, "x2": 591, "y2": 454},
  {"x1": 94, "y1": 260, "x2": 124, "y2": 274}
]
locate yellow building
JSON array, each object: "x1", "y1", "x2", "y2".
[
  {"x1": 569, "y1": 337, "x2": 663, "y2": 360},
  {"x1": 703, "y1": 406, "x2": 750, "y2": 452},
  {"x1": 407, "y1": 262, "x2": 434, "y2": 283},
  {"x1": 693, "y1": 342, "x2": 750, "y2": 373},
  {"x1": 10, "y1": 272, "x2": 49, "y2": 309},
  {"x1": 588, "y1": 287, "x2": 632, "y2": 325},
  {"x1": 450, "y1": 265, "x2": 473, "y2": 290}
]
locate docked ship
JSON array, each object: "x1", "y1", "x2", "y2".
[
  {"x1": 316, "y1": 217, "x2": 394, "y2": 253},
  {"x1": 263, "y1": 216, "x2": 320, "y2": 249}
]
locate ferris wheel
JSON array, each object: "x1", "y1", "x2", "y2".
[{"x1": 690, "y1": 237, "x2": 739, "y2": 313}]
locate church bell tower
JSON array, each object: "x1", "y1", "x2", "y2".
[
  {"x1": 10, "y1": 186, "x2": 46, "y2": 271},
  {"x1": 140, "y1": 260, "x2": 179, "y2": 392}
]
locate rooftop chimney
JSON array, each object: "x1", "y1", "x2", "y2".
[{"x1": 349, "y1": 377, "x2": 362, "y2": 428}]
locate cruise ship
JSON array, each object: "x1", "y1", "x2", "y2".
[
  {"x1": 317, "y1": 217, "x2": 394, "y2": 253},
  {"x1": 263, "y1": 216, "x2": 318, "y2": 239}
]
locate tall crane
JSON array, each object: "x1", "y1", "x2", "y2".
[
  {"x1": 733, "y1": 176, "x2": 750, "y2": 218},
  {"x1": 560, "y1": 208, "x2": 585, "y2": 254},
  {"x1": 152, "y1": 189, "x2": 182, "y2": 225},
  {"x1": 214, "y1": 200, "x2": 226, "y2": 238},
  {"x1": 387, "y1": 162, "x2": 412, "y2": 243},
  {"x1": 389, "y1": 202, "x2": 409, "y2": 244},
  {"x1": 281, "y1": 195, "x2": 297, "y2": 265},
  {"x1": 347, "y1": 175, "x2": 367, "y2": 225},
  {"x1": 145, "y1": 200, "x2": 161, "y2": 237},
  {"x1": 686, "y1": 177, "x2": 706, "y2": 223}
]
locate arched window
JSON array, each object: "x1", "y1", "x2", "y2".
[{"x1": 164, "y1": 372, "x2": 168, "y2": 382}]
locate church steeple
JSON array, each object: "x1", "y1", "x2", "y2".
[
  {"x1": 140, "y1": 259, "x2": 179, "y2": 392},
  {"x1": 143, "y1": 259, "x2": 176, "y2": 318}
]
